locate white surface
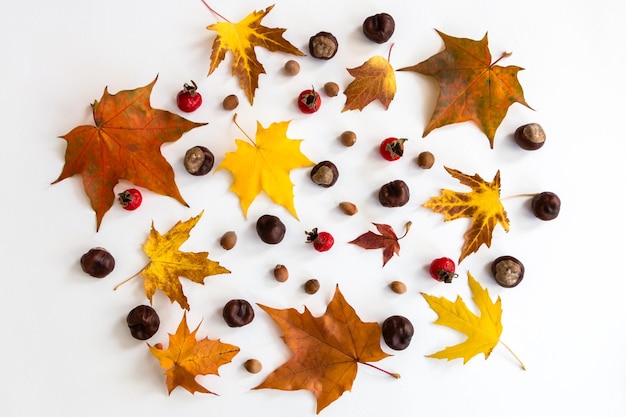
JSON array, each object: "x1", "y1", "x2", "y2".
[{"x1": 1, "y1": 0, "x2": 625, "y2": 416}]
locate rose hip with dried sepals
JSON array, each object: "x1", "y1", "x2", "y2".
[
  {"x1": 305, "y1": 228, "x2": 334, "y2": 252},
  {"x1": 429, "y1": 257, "x2": 458, "y2": 283},
  {"x1": 118, "y1": 188, "x2": 142, "y2": 211},
  {"x1": 176, "y1": 80, "x2": 202, "y2": 112},
  {"x1": 298, "y1": 87, "x2": 321, "y2": 114}
]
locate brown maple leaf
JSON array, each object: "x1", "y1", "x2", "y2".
[
  {"x1": 398, "y1": 30, "x2": 531, "y2": 147},
  {"x1": 342, "y1": 55, "x2": 397, "y2": 111},
  {"x1": 205, "y1": 4, "x2": 304, "y2": 104},
  {"x1": 255, "y1": 285, "x2": 398, "y2": 414},
  {"x1": 53, "y1": 76, "x2": 205, "y2": 230},
  {"x1": 349, "y1": 222, "x2": 411, "y2": 267},
  {"x1": 423, "y1": 167, "x2": 509, "y2": 263},
  {"x1": 149, "y1": 312, "x2": 240, "y2": 394}
]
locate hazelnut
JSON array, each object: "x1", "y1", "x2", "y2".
[
  {"x1": 244, "y1": 359, "x2": 263, "y2": 374},
  {"x1": 310, "y1": 161, "x2": 339, "y2": 187},
  {"x1": 514, "y1": 123, "x2": 546, "y2": 150},
  {"x1": 222, "y1": 94, "x2": 239, "y2": 111},
  {"x1": 324, "y1": 81, "x2": 340, "y2": 97},
  {"x1": 304, "y1": 278, "x2": 320, "y2": 294},
  {"x1": 80, "y1": 247, "x2": 115, "y2": 278},
  {"x1": 256, "y1": 214, "x2": 286, "y2": 244},
  {"x1": 308, "y1": 31, "x2": 338, "y2": 60},
  {"x1": 378, "y1": 180, "x2": 410, "y2": 207},
  {"x1": 184, "y1": 146, "x2": 214, "y2": 176},
  {"x1": 416, "y1": 151, "x2": 435, "y2": 169},
  {"x1": 339, "y1": 201, "x2": 358, "y2": 216},
  {"x1": 222, "y1": 299, "x2": 255, "y2": 327},
  {"x1": 220, "y1": 231, "x2": 237, "y2": 250},
  {"x1": 284, "y1": 60, "x2": 300, "y2": 76},
  {"x1": 273, "y1": 264, "x2": 289, "y2": 282},
  {"x1": 340, "y1": 130, "x2": 357, "y2": 147},
  {"x1": 362, "y1": 13, "x2": 395, "y2": 44},
  {"x1": 491, "y1": 256, "x2": 525, "y2": 288},
  {"x1": 126, "y1": 305, "x2": 160, "y2": 340},
  {"x1": 389, "y1": 281, "x2": 407, "y2": 294}
]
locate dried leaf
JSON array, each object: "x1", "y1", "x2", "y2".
[
  {"x1": 206, "y1": 5, "x2": 304, "y2": 104},
  {"x1": 255, "y1": 286, "x2": 396, "y2": 414},
  {"x1": 349, "y1": 222, "x2": 411, "y2": 267},
  {"x1": 423, "y1": 167, "x2": 509, "y2": 263},
  {"x1": 399, "y1": 30, "x2": 530, "y2": 147},
  {"x1": 53, "y1": 76, "x2": 205, "y2": 230},
  {"x1": 149, "y1": 313, "x2": 239, "y2": 394},
  {"x1": 342, "y1": 55, "x2": 396, "y2": 111}
]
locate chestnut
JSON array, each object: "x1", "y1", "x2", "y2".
[
  {"x1": 382, "y1": 315, "x2": 414, "y2": 350},
  {"x1": 126, "y1": 305, "x2": 160, "y2": 340},
  {"x1": 80, "y1": 247, "x2": 115, "y2": 278},
  {"x1": 310, "y1": 161, "x2": 339, "y2": 187},
  {"x1": 222, "y1": 299, "x2": 255, "y2": 327},
  {"x1": 514, "y1": 123, "x2": 546, "y2": 150},
  {"x1": 531, "y1": 192, "x2": 561, "y2": 221},
  {"x1": 184, "y1": 146, "x2": 214, "y2": 176},
  {"x1": 309, "y1": 31, "x2": 338, "y2": 60},
  {"x1": 378, "y1": 179, "x2": 410, "y2": 207},
  {"x1": 362, "y1": 13, "x2": 395, "y2": 44},
  {"x1": 491, "y1": 256, "x2": 525, "y2": 288},
  {"x1": 256, "y1": 214, "x2": 286, "y2": 244}
]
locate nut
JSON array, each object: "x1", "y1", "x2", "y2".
[
  {"x1": 310, "y1": 161, "x2": 339, "y2": 187},
  {"x1": 256, "y1": 214, "x2": 286, "y2": 244},
  {"x1": 514, "y1": 123, "x2": 546, "y2": 150},
  {"x1": 284, "y1": 60, "x2": 300, "y2": 76},
  {"x1": 220, "y1": 231, "x2": 237, "y2": 250},
  {"x1": 222, "y1": 299, "x2": 255, "y2": 327},
  {"x1": 324, "y1": 81, "x2": 340, "y2": 97},
  {"x1": 126, "y1": 305, "x2": 160, "y2": 340},
  {"x1": 273, "y1": 264, "x2": 289, "y2": 282},
  {"x1": 304, "y1": 278, "x2": 320, "y2": 294},
  {"x1": 362, "y1": 13, "x2": 395, "y2": 43},
  {"x1": 339, "y1": 201, "x2": 358, "y2": 215},
  {"x1": 184, "y1": 146, "x2": 214, "y2": 176},
  {"x1": 309, "y1": 31, "x2": 338, "y2": 60},
  {"x1": 531, "y1": 191, "x2": 561, "y2": 221},
  {"x1": 340, "y1": 130, "x2": 357, "y2": 147},
  {"x1": 381, "y1": 315, "x2": 414, "y2": 350},
  {"x1": 378, "y1": 179, "x2": 410, "y2": 207},
  {"x1": 222, "y1": 94, "x2": 239, "y2": 111},
  {"x1": 244, "y1": 359, "x2": 263, "y2": 374},
  {"x1": 80, "y1": 247, "x2": 115, "y2": 278},
  {"x1": 416, "y1": 151, "x2": 435, "y2": 169},
  {"x1": 491, "y1": 255, "x2": 525, "y2": 288},
  {"x1": 389, "y1": 281, "x2": 407, "y2": 294}
]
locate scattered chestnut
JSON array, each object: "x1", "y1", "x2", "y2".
[
  {"x1": 222, "y1": 299, "x2": 255, "y2": 327},
  {"x1": 514, "y1": 123, "x2": 546, "y2": 150},
  {"x1": 80, "y1": 247, "x2": 115, "y2": 278},
  {"x1": 491, "y1": 256, "x2": 525, "y2": 288},
  {"x1": 378, "y1": 179, "x2": 410, "y2": 207},
  {"x1": 531, "y1": 192, "x2": 561, "y2": 221},
  {"x1": 126, "y1": 305, "x2": 160, "y2": 340},
  {"x1": 311, "y1": 161, "x2": 339, "y2": 187},
  {"x1": 184, "y1": 146, "x2": 214, "y2": 176},
  {"x1": 416, "y1": 151, "x2": 435, "y2": 169},
  {"x1": 362, "y1": 13, "x2": 395, "y2": 44},
  {"x1": 309, "y1": 31, "x2": 338, "y2": 60},
  {"x1": 382, "y1": 315, "x2": 414, "y2": 350},
  {"x1": 256, "y1": 214, "x2": 286, "y2": 244}
]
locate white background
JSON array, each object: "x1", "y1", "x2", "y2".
[{"x1": 1, "y1": 0, "x2": 625, "y2": 416}]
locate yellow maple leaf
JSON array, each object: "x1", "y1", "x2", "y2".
[
  {"x1": 342, "y1": 55, "x2": 397, "y2": 111},
  {"x1": 421, "y1": 272, "x2": 525, "y2": 369},
  {"x1": 216, "y1": 117, "x2": 314, "y2": 219},
  {"x1": 423, "y1": 166, "x2": 509, "y2": 263},
  {"x1": 149, "y1": 312, "x2": 240, "y2": 394},
  {"x1": 114, "y1": 211, "x2": 230, "y2": 310},
  {"x1": 206, "y1": 5, "x2": 304, "y2": 104}
]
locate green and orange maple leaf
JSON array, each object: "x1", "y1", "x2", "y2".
[
  {"x1": 205, "y1": 4, "x2": 304, "y2": 104},
  {"x1": 399, "y1": 30, "x2": 531, "y2": 147},
  {"x1": 423, "y1": 166, "x2": 509, "y2": 263},
  {"x1": 53, "y1": 76, "x2": 205, "y2": 230},
  {"x1": 149, "y1": 312, "x2": 240, "y2": 394},
  {"x1": 343, "y1": 55, "x2": 397, "y2": 111}
]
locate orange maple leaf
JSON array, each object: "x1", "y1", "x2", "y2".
[
  {"x1": 53, "y1": 76, "x2": 205, "y2": 230},
  {"x1": 255, "y1": 285, "x2": 398, "y2": 414},
  {"x1": 423, "y1": 167, "x2": 509, "y2": 263},
  {"x1": 398, "y1": 30, "x2": 531, "y2": 147},
  {"x1": 205, "y1": 4, "x2": 304, "y2": 104},
  {"x1": 342, "y1": 55, "x2": 397, "y2": 111},
  {"x1": 149, "y1": 313, "x2": 240, "y2": 394}
]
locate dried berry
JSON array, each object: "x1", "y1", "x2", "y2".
[
  {"x1": 222, "y1": 94, "x2": 239, "y2": 111},
  {"x1": 118, "y1": 188, "x2": 142, "y2": 211},
  {"x1": 491, "y1": 255, "x2": 525, "y2": 288},
  {"x1": 310, "y1": 161, "x2": 339, "y2": 187},
  {"x1": 531, "y1": 191, "x2": 561, "y2": 221},
  {"x1": 382, "y1": 315, "x2": 414, "y2": 350},
  {"x1": 389, "y1": 281, "x2": 407, "y2": 294},
  {"x1": 362, "y1": 13, "x2": 395, "y2": 43},
  {"x1": 284, "y1": 60, "x2": 300, "y2": 76},
  {"x1": 338, "y1": 201, "x2": 358, "y2": 215},
  {"x1": 340, "y1": 130, "x2": 357, "y2": 147},
  {"x1": 429, "y1": 257, "x2": 458, "y2": 283},
  {"x1": 304, "y1": 278, "x2": 320, "y2": 294},
  {"x1": 379, "y1": 137, "x2": 407, "y2": 161},
  {"x1": 378, "y1": 179, "x2": 410, "y2": 207},
  {"x1": 176, "y1": 80, "x2": 202, "y2": 112},
  {"x1": 416, "y1": 151, "x2": 435, "y2": 169},
  {"x1": 256, "y1": 214, "x2": 286, "y2": 244},
  {"x1": 273, "y1": 264, "x2": 289, "y2": 282},
  {"x1": 80, "y1": 247, "x2": 115, "y2": 278},
  {"x1": 220, "y1": 231, "x2": 237, "y2": 250},
  {"x1": 244, "y1": 359, "x2": 263, "y2": 374},
  {"x1": 305, "y1": 228, "x2": 334, "y2": 252},
  {"x1": 297, "y1": 88, "x2": 322, "y2": 114},
  {"x1": 323, "y1": 81, "x2": 340, "y2": 97},
  {"x1": 184, "y1": 146, "x2": 214, "y2": 176},
  {"x1": 308, "y1": 31, "x2": 338, "y2": 60},
  {"x1": 514, "y1": 123, "x2": 546, "y2": 150},
  {"x1": 222, "y1": 299, "x2": 255, "y2": 327},
  {"x1": 126, "y1": 305, "x2": 160, "y2": 340}
]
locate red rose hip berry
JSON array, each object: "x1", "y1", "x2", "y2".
[
  {"x1": 429, "y1": 257, "x2": 458, "y2": 283},
  {"x1": 297, "y1": 87, "x2": 321, "y2": 114},
  {"x1": 176, "y1": 80, "x2": 202, "y2": 112},
  {"x1": 305, "y1": 228, "x2": 334, "y2": 252},
  {"x1": 118, "y1": 188, "x2": 142, "y2": 211},
  {"x1": 379, "y1": 137, "x2": 407, "y2": 161}
]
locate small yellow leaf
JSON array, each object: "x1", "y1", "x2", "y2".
[{"x1": 342, "y1": 55, "x2": 397, "y2": 111}]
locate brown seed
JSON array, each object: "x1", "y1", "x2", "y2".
[
  {"x1": 220, "y1": 231, "x2": 237, "y2": 250},
  {"x1": 491, "y1": 256, "x2": 525, "y2": 288},
  {"x1": 309, "y1": 32, "x2": 338, "y2": 60},
  {"x1": 284, "y1": 60, "x2": 300, "y2": 76},
  {"x1": 389, "y1": 281, "x2": 407, "y2": 294},
  {"x1": 338, "y1": 201, "x2": 358, "y2": 215},
  {"x1": 310, "y1": 161, "x2": 339, "y2": 187},
  {"x1": 340, "y1": 130, "x2": 357, "y2": 147},
  {"x1": 416, "y1": 151, "x2": 435, "y2": 169},
  {"x1": 222, "y1": 94, "x2": 239, "y2": 111},
  {"x1": 378, "y1": 179, "x2": 410, "y2": 207},
  {"x1": 514, "y1": 123, "x2": 546, "y2": 150},
  {"x1": 324, "y1": 81, "x2": 340, "y2": 97},
  {"x1": 80, "y1": 247, "x2": 115, "y2": 278},
  {"x1": 304, "y1": 279, "x2": 320, "y2": 294},
  {"x1": 244, "y1": 359, "x2": 263, "y2": 374},
  {"x1": 184, "y1": 146, "x2": 214, "y2": 176},
  {"x1": 222, "y1": 299, "x2": 255, "y2": 327},
  {"x1": 273, "y1": 264, "x2": 289, "y2": 282},
  {"x1": 126, "y1": 305, "x2": 160, "y2": 340}
]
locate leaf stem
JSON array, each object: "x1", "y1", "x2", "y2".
[
  {"x1": 387, "y1": 43, "x2": 395, "y2": 63},
  {"x1": 232, "y1": 114, "x2": 256, "y2": 146},
  {"x1": 113, "y1": 266, "x2": 145, "y2": 291},
  {"x1": 501, "y1": 193, "x2": 538, "y2": 201},
  {"x1": 491, "y1": 51, "x2": 512, "y2": 67},
  {"x1": 399, "y1": 221, "x2": 412, "y2": 240},
  {"x1": 499, "y1": 340, "x2": 526, "y2": 371},
  {"x1": 199, "y1": 0, "x2": 230, "y2": 22},
  {"x1": 362, "y1": 362, "x2": 401, "y2": 379}
]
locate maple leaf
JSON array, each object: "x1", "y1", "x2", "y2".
[
  {"x1": 348, "y1": 222, "x2": 411, "y2": 267},
  {"x1": 216, "y1": 116, "x2": 314, "y2": 219},
  {"x1": 423, "y1": 167, "x2": 509, "y2": 263},
  {"x1": 205, "y1": 4, "x2": 304, "y2": 104},
  {"x1": 149, "y1": 312, "x2": 240, "y2": 394},
  {"x1": 398, "y1": 30, "x2": 531, "y2": 147},
  {"x1": 114, "y1": 211, "x2": 230, "y2": 310},
  {"x1": 342, "y1": 55, "x2": 397, "y2": 111},
  {"x1": 255, "y1": 285, "x2": 398, "y2": 414},
  {"x1": 421, "y1": 272, "x2": 525, "y2": 369},
  {"x1": 53, "y1": 76, "x2": 205, "y2": 230}
]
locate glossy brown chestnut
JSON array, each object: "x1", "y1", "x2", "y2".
[
  {"x1": 382, "y1": 315, "x2": 414, "y2": 350},
  {"x1": 309, "y1": 31, "x2": 338, "y2": 59},
  {"x1": 362, "y1": 13, "x2": 395, "y2": 43},
  {"x1": 80, "y1": 247, "x2": 115, "y2": 278},
  {"x1": 378, "y1": 179, "x2": 410, "y2": 207},
  {"x1": 531, "y1": 192, "x2": 561, "y2": 221},
  {"x1": 184, "y1": 146, "x2": 214, "y2": 175},
  {"x1": 222, "y1": 299, "x2": 255, "y2": 327},
  {"x1": 126, "y1": 305, "x2": 160, "y2": 340},
  {"x1": 514, "y1": 123, "x2": 546, "y2": 150},
  {"x1": 491, "y1": 255, "x2": 525, "y2": 288},
  {"x1": 311, "y1": 161, "x2": 339, "y2": 187},
  {"x1": 256, "y1": 214, "x2": 286, "y2": 244}
]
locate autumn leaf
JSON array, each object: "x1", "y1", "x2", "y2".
[
  {"x1": 114, "y1": 211, "x2": 230, "y2": 310},
  {"x1": 398, "y1": 30, "x2": 531, "y2": 147},
  {"x1": 53, "y1": 76, "x2": 205, "y2": 231},
  {"x1": 216, "y1": 116, "x2": 314, "y2": 219},
  {"x1": 205, "y1": 4, "x2": 304, "y2": 104},
  {"x1": 149, "y1": 312, "x2": 240, "y2": 394},
  {"x1": 342, "y1": 55, "x2": 397, "y2": 111},
  {"x1": 423, "y1": 167, "x2": 509, "y2": 263},
  {"x1": 348, "y1": 222, "x2": 411, "y2": 267},
  {"x1": 421, "y1": 272, "x2": 525, "y2": 369},
  {"x1": 255, "y1": 285, "x2": 398, "y2": 414}
]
